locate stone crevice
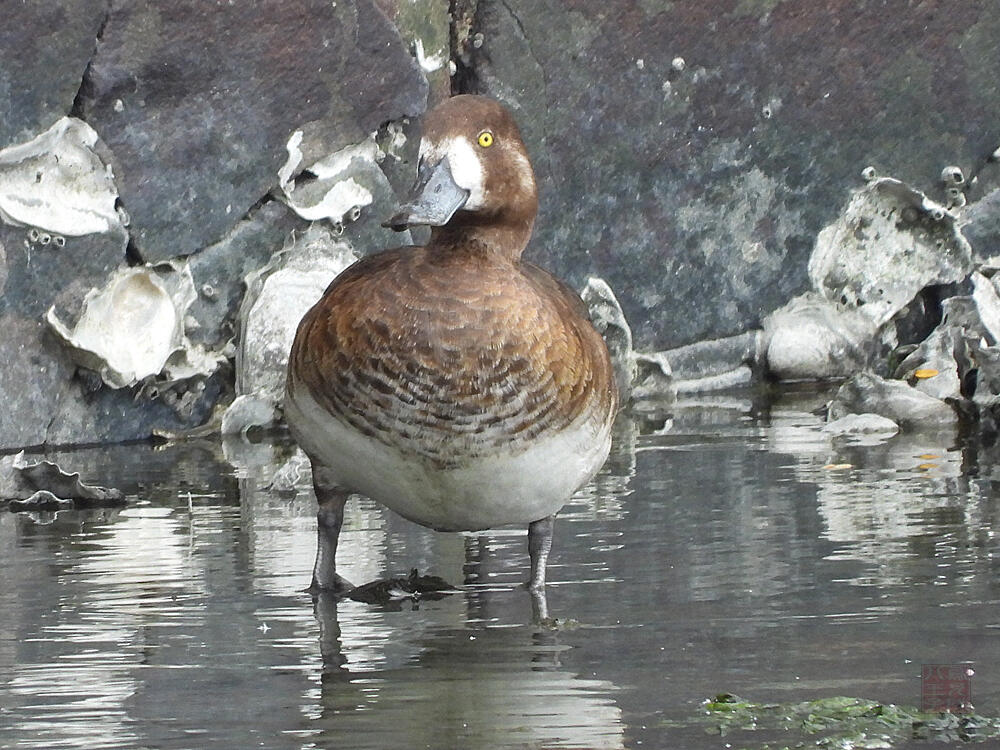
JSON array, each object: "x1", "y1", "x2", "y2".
[{"x1": 69, "y1": 0, "x2": 114, "y2": 122}]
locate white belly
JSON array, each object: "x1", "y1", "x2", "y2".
[{"x1": 285, "y1": 386, "x2": 612, "y2": 531}]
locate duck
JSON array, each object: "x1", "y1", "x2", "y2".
[{"x1": 283, "y1": 94, "x2": 618, "y2": 606}]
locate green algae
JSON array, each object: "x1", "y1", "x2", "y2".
[{"x1": 666, "y1": 693, "x2": 1000, "y2": 749}]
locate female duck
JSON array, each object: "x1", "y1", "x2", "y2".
[{"x1": 284, "y1": 95, "x2": 618, "y2": 599}]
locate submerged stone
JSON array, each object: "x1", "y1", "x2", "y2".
[
  {"x1": 824, "y1": 413, "x2": 900, "y2": 437},
  {"x1": 828, "y1": 371, "x2": 956, "y2": 427}
]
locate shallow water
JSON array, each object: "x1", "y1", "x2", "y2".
[{"x1": 2, "y1": 388, "x2": 1000, "y2": 749}]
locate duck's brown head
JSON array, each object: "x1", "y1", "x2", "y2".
[{"x1": 385, "y1": 95, "x2": 538, "y2": 258}]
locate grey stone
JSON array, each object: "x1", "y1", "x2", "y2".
[
  {"x1": 638, "y1": 332, "x2": 759, "y2": 395},
  {"x1": 0, "y1": 238, "x2": 7, "y2": 298},
  {"x1": 44, "y1": 370, "x2": 227, "y2": 447},
  {"x1": 277, "y1": 132, "x2": 412, "y2": 258},
  {"x1": 659, "y1": 331, "x2": 761, "y2": 381},
  {"x1": 0, "y1": 317, "x2": 73, "y2": 450},
  {"x1": 0, "y1": 0, "x2": 107, "y2": 148},
  {"x1": 631, "y1": 353, "x2": 674, "y2": 402},
  {"x1": 0, "y1": 202, "x2": 125, "y2": 451},
  {"x1": 674, "y1": 365, "x2": 753, "y2": 394},
  {"x1": 809, "y1": 178, "x2": 972, "y2": 327},
  {"x1": 232, "y1": 224, "x2": 358, "y2": 426},
  {"x1": 970, "y1": 346, "x2": 1000, "y2": 409},
  {"x1": 940, "y1": 295, "x2": 985, "y2": 334},
  {"x1": 763, "y1": 294, "x2": 876, "y2": 381},
  {"x1": 893, "y1": 325, "x2": 966, "y2": 401},
  {"x1": 971, "y1": 272, "x2": 1000, "y2": 344},
  {"x1": 460, "y1": 1, "x2": 1000, "y2": 349},
  {"x1": 824, "y1": 413, "x2": 900, "y2": 437},
  {"x1": 7, "y1": 491, "x2": 75, "y2": 512},
  {"x1": 220, "y1": 395, "x2": 278, "y2": 437},
  {"x1": 828, "y1": 372, "x2": 957, "y2": 427},
  {"x1": 376, "y1": 0, "x2": 452, "y2": 102},
  {"x1": 0, "y1": 225, "x2": 127, "y2": 323},
  {"x1": 580, "y1": 276, "x2": 635, "y2": 400},
  {"x1": 185, "y1": 200, "x2": 306, "y2": 350},
  {"x1": 3, "y1": 452, "x2": 124, "y2": 503},
  {"x1": 76, "y1": 0, "x2": 428, "y2": 263}
]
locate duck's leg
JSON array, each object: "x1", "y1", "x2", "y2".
[
  {"x1": 309, "y1": 464, "x2": 355, "y2": 594},
  {"x1": 527, "y1": 514, "x2": 556, "y2": 591},
  {"x1": 528, "y1": 515, "x2": 555, "y2": 622}
]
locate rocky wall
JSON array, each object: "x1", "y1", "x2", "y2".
[
  {"x1": 2, "y1": 0, "x2": 1000, "y2": 450},
  {"x1": 456, "y1": 0, "x2": 1000, "y2": 348}
]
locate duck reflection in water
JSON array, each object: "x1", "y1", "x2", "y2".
[
  {"x1": 284, "y1": 95, "x2": 619, "y2": 619},
  {"x1": 310, "y1": 591, "x2": 626, "y2": 749}
]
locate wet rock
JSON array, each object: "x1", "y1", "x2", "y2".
[
  {"x1": 763, "y1": 176, "x2": 974, "y2": 382},
  {"x1": 888, "y1": 281, "x2": 1000, "y2": 408},
  {"x1": 0, "y1": 120, "x2": 126, "y2": 450},
  {"x1": 0, "y1": 1, "x2": 107, "y2": 148},
  {"x1": 893, "y1": 325, "x2": 966, "y2": 402},
  {"x1": 461, "y1": 1, "x2": 1000, "y2": 350},
  {"x1": 0, "y1": 451, "x2": 125, "y2": 508},
  {"x1": 0, "y1": 318, "x2": 75, "y2": 449},
  {"x1": 220, "y1": 395, "x2": 278, "y2": 438},
  {"x1": 581, "y1": 276, "x2": 757, "y2": 400},
  {"x1": 380, "y1": 0, "x2": 452, "y2": 102},
  {"x1": 828, "y1": 372, "x2": 957, "y2": 428},
  {"x1": 75, "y1": 0, "x2": 428, "y2": 263},
  {"x1": 970, "y1": 272, "x2": 1000, "y2": 343},
  {"x1": 763, "y1": 294, "x2": 876, "y2": 381},
  {"x1": 279, "y1": 136, "x2": 379, "y2": 225},
  {"x1": 823, "y1": 413, "x2": 900, "y2": 438},
  {"x1": 44, "y1": 370, "x2": 227, "y2": 447},
  {"x1": 8, "y1": 491, "x2": 75, "y2": 512},
  {"x1": 662, "y1": 331, "x2": 761, "y2": 393},
  {"x1": 0, "y1": 239, "x2": 7, "y2": 297},
  {"x1": 228, "y1": 225, "x2": 358, "y2": 433},
  {"x1": 970, "y1": 346, "x2": 1000, "y2": 409},
  {"x1": 631, "y1": 353, "x2": 674, "y2": 402},
  {"x1": 276, "y1": 131, "x2": 407, "y2": 257}
]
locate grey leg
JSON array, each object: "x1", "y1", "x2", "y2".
[
  {"x1": 528, "y1": 515, "x2": 556, "y2": 623},
  {"x1": 309, "y1": 464, "x2": 355, "y2": 594},
  {"x1": 527, "y1": 514, "x2": 555, "y2": 591}
]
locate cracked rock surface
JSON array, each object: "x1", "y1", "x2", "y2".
[
  {"x1": 75, "y1": 0, "x2": 428, "y2": 263},
  {"x1": 458, "y1": 0, "x2": 1000, "y2": 350}
]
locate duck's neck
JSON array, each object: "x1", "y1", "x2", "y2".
[{"x1": 429, "y1": 213, "x2": 535, "y2": 262}]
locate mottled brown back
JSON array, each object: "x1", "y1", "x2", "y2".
[{"x1": 288, "y1": 243, "x2": 617, "y2": 467}]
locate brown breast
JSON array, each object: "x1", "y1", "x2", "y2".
[{"x1": 287, "y1": 243, "x2": 618, "y2": 467}]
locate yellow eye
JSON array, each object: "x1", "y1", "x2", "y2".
[{"x1": 477, "y1": 130, "x2": 494, "y2": 148}]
